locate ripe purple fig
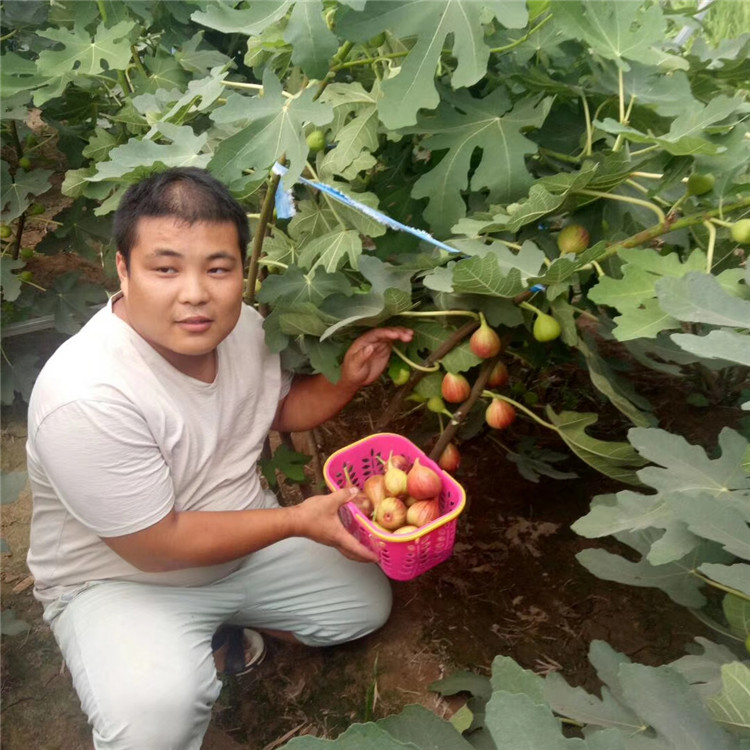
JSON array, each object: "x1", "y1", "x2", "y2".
[{"x1": 441, "y1": 373, "x2": 471, "y2": 404}]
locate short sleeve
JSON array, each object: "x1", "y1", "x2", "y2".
[
  {"x1": 279, "y1": 369, "x2": 294, "y2": 400},
  {"x1": 31, "y1": 399, "x2": 174, "y2": 537}
]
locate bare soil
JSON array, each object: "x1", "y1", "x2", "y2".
[{"x1": 2, "y1": 371, "x2": 733, "y2": 750}]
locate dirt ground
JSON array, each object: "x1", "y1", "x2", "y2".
[{"x1": 2, "y1": 370, "x2": 736, "y2": 750}]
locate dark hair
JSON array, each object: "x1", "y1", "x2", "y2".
[{"x1": 113, "y1": 168, "x2": 250, "y2": 267}]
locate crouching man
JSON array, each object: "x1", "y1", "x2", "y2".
[{"x1": 26, "y1": 167, "x2": 412, "y2": 750}]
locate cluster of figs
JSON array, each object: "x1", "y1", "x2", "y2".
[
  {"x1": 433, "y1": 318, "x2": 517, "y2": 475},
  {"x1": 347, "y1": 453, "x2": 445, "y2": 535}
]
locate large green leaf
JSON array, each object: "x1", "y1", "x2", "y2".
[
  {"x1": 552, "y1": 0, "x2": 687, "y2": 71},
  {"x1": 33, "y1": 20, "x2": 137, "y2": 104},
  {"x1": 699, "y1": 564, "x2": 750, "y2": 600},
  {"x1": 671, "y1": 330, "x2": 750, "y2": 368},
  {"x1": 576, "y1": 530, "x2": 723, "y2": 609},
  {"x1": 1, "y1": 352, "x2": 41, "y2": 406},
  {"x1": 86, "y1": 123, "x2": 211, "y2": 185},
  {"x1": 409, "y1": 90, "x2": 552, "y2": 234},
  {"x1": 669, "y1": 493, "x2": 750, "y2": 561},
  {"x1": 588, "y1": 248, "x2": 708, "y2": 342},
  {"x1": 619, "y1": 663, "x2": 735, "y2": 749},
  {"x1": 576, "y1": 337, "x2": 656, "y2": 428},
  {"x1": 656, "y1": 273, "x2": 750, "y2": 328},
  {"x1": 596, "y1": 95, "x2": 747, "y2": 156},
  {"x1": 337, "y1": 0, "x2": 528, "y2": 129},
  {"x1": 450, "y1": 255, "x2": 527, "y2": 298},
  {"x1": 1, "y1": 165, "x2": 53, "y2": 222},
  {"x1": 32, "y1": 271, "x2": 107, "y2": 335},
  {"x1": 209, "y1": 69, "x2": 333, "y2": 190},
  {"x1": 707, "y1": 663, "x2": 750, "y2": 738},
  {"x1": 319, "y1": 82, "x2": 380, "y2": 179},
  {"x1": 320, "y1": 288, "x2": 413, "y2": 340},
  {"x1": 284, "y1": 0, "x2": 338, "y2": 79},
  {"x1": 628, "y1": 427, "x2": 750, "y2": 499},
  {"x1": 545, "y1": 408, "x2": 647, "y2": 485},
  {"x1": 297, "y1": 229, "x2": 362, "y2": 273},
  {"x1": 378, "y1": 705, "x2": 475, "y2": 750},
  {"x1": 285, "y1": 721, "x2": 419, "y2": 748},
  {"x1": 191, "y1": 1, "x2": 293, "y2": 35},
  {"x1": 257, "y1": 266, "x2": 353, "y2": 307}
]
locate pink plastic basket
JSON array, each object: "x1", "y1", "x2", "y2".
[{"x1": 323, "y1": 433, "x2": 466, "y2": 581}]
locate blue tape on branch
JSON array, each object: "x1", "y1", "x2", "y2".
[
  {"x1": 269, "y1": 162, "x2": 549, "y2": 296},
  {"x1": 271, "y1": 162, "x2": 461, "y2": 254}
]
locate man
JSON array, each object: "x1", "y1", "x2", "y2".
[{"x1": 25, "y1": 167, "x2": 413, "y2": 749}]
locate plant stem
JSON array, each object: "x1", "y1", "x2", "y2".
[
  {"x1": 246, "y1": 157, "x2": 284, "y2": 306},
  {"x1": 630, "y1": 171, "x2": 663, "y2": 180},
  {"x1": 575, "y1": 188, "x2": 666, "y2": 224},
  {"x1": 488, "y1": 14, "x2": 552, "y2": 54},
  {"x1": 703, "y1": 220, "x2": 717, "y2": 272},
  {"x1": 599, "y1": 196, "x2": 750, "y2": 262},
  {"x1": 315, "y1": 41, "x2": 354, "y2": 100},
  {"x1": 690, "y1": 569, "x2": 750, "y2": 603},
  {"x1": 519, "y1": 300, "x2": 541, "y2": 316},
  {"x1": 428, "y1": 355, "x2": 501, "y2": 463},
  {"x1": 130, "y1": 45, "x2": 148, "y2": 78},
  {"x1": 392, "y1": 345, "x2": 440, "y2": 373},
  {"x1": 396, "y1": 310, "x2": 479, "y2": 320},
  {"x1": 581, "y1": 92, "x2": 593, "y2": 157},
  {"x1": 376, "y1": 320, "x2": 479, "y2": 431},
  {"x1": 482, "y1": 391, "x2": 556, "y2": 431},
  {"x1": 710, "y1": 218, "x2": 733, "y2": 228},
  {"x1": 538, "y1": 148, "x2": 581, "y2": 165}
]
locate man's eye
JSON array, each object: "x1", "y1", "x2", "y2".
[
  {"x1": 155, "y1": 267, "x2": 177, "y2": 274},
  {"x1": 209, "y1": 267, "x2": 230, "y2": 275}
]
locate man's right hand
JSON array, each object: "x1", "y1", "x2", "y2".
[{"x1": 291, "y1": 487, "x2": 380, "y2": 564}]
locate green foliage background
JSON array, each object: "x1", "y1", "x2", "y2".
[{"x1": 1, "y1": 0, "x2": 750, "y2": 746}]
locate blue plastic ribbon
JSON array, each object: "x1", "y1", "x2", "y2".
[
  {"x1": 272, "y1": 162, "x2": 461, "y2": 254},
  {"x1": 270, "y1": 162, "x2": 549, "y2": 296}
]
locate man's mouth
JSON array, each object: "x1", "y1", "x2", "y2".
[{"x1": 177, "y1": 317, "x2": 212, "y2": 331}]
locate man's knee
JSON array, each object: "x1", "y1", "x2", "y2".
[
  {"x1": 91, "y1": 664, "x2": 220, "y2": 750},
  {"x1": 306, "y1": 564, "x2": 393, "y2": 646}
]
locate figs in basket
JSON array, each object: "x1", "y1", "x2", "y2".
[
  {"x1": 406, "y1": 499, "x2": 440, "y2": 528},
  {"x1": 406, "y1": 458, "x2": 442, "y2": 500},
  {"x1": 374, "y1": 496, "x2": 407, "y2": 530}
]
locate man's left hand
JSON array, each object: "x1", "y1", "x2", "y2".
[{"x1": 340, "y1": 327, "x2": 413, "y2": 390}]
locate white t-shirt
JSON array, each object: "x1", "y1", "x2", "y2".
[{"x1": 26, "y1": 295, "x2": 291, "y2": 607}]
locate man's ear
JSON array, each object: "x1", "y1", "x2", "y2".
[{"x1": 115, "y1": 252, "x2": 128, "y2": 291}]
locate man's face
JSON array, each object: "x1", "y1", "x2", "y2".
[{"x1": 116, "y1": 216, "x2": 245, "y2": 379}]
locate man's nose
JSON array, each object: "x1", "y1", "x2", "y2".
[{"x1": 178, "y1": 273, "x2": 210, "y2": 304}]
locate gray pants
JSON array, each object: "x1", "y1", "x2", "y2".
[{"x1": 44, "y1": 536, "x2": 391, "y2": 750}]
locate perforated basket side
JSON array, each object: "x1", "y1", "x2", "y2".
[{"x1": 328, "y1": 433, "x2": 467, "y2": 580}]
